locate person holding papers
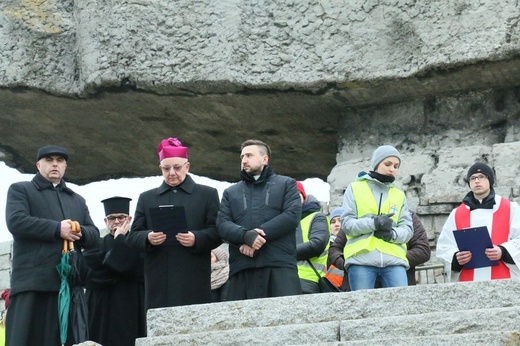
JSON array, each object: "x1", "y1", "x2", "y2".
[
  {"x1": 128, "y1": 137, "x2": 221, "y2": 309},
  {"x1": 437, "y1": 162, "x2": 520, "y2": 282}
]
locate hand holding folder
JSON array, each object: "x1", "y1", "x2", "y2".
[{"x1": 452, "y1": 226, "x2": 498, "y2": 269}]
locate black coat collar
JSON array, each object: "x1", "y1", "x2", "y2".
[
  {"x1": 240, "y1": 165, "x2": 273, "y2": 184},
  {"x1": 462, "y1": 189, "x2": 496, "y2": 210},
  {"x1": 157, "y1": 174, "x2": 196, "y2": 195},
  {"x1": 32, "y1": 172, "x2": 74, "y2": 194}
]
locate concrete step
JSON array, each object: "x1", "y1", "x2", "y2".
[
  {"x1": 308, "y1": 330, "x2": 520, "y2": 346},
  {"x1": 146, "y1": 280, "x2": 520, "y2": 337},
  {"x1": 341, "y1": 306, "x2": 520, "y2": 340},
  {"x1": 137, "y1": 306, "x2": 520, "y2": 345},
  {"x1": 136, "y1": 326, "x2": 520, "y2": 346},
  {"x1": 136, "y1": 321, "x2": 340, "y2": 346}
]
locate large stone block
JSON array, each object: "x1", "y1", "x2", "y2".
[
  {"x1": 137, "y1": 321, "x2": 339, "y2": 346},
  {"x1": 145, "y1": 280, "x2": 520, "y2": 337}
]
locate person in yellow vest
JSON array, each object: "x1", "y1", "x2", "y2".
[
  {"x1": 0, "y1": 290, "x2": 9, "y2": 346},
  {"x1": 329, "y1": 211, "x2": 430, "y2": 291},
  {"x1": 341, "y1": 145, "x2": 413, "y2": 290},
  {"x1": 295, "y1": 182, "x2": 330, "y2": 294},
  {"x1": 436, "y1": 162, "x2": 520, "y2": 282}
]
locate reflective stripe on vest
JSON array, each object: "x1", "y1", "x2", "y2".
[
  {"x1": 297, "y1": 212, "x2": 329, "y2": 283},
  {"x1": 325, "y1": 264, "x2": 344, "y2": 288},
  {"x1": 343, "y1": 180, "x2": 408, "y2": 262},
  {"x1": 454, "y1": 198, "x2": 511, "y2": 281}
]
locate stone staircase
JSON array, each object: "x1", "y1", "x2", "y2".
[{"x1": 136, "y1": 280, "x2": 520, "y2": 346}]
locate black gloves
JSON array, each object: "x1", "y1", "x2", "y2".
[
  {"x1": 373, "y1": 213, "x2": 395, "y2": 242},
  {"x1": 374, "y1": 214, "x2": 393, "y2": 232},
  {"x1": 374, "y1": 229, "x2": 395, "y2": 242},
  {"x1": 243, "y1": 230, "x2": 259, "y2": 247}
]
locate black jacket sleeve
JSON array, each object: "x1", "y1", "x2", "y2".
[
  {"x1": 328, "y1": 229, "x2": 347, "y2": 269},
  {"x1": 296, "y1": 213, "x2": 329, "y2": 261},
  {"x1": 406, "y1": 212, "x2": 431, "y2": 268}
]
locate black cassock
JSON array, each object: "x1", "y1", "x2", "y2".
[{"x1": 84, "y1": 234, "x2": 146, "y2": 346}]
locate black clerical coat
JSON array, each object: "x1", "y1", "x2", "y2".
[
  {"x1": 84, "y1": 234, "x2": 146, "y2": 346},
  {"x1": 128, "y1": 175, "x2": 221, "y2": 309}
]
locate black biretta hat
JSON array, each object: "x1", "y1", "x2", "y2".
[
  {"x1": 37, "y1": 145, "x2": 68, "y2": 161},
  {"x1": 101, "y1": 196, "x2": 132, "y2": 216}
]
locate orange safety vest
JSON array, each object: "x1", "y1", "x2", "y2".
[
  {"x1": 454, "y1": 197, "x2": 511, "y2": 281},
  {"x1": 325, "y1": 264, "x2": 344, "y2": 288}
]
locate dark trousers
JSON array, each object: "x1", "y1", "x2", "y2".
[{"x1": 226, "y1": 267, "x2": 302, "y2": 300}]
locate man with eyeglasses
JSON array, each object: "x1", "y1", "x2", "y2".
[
  {"x1": 437, "y1": 162, "x2": 520, "y2": 282},
  {"x1": 128, "y1": 137, "x2": 221, "y2": 309},
  {"x1": 83, "y1": 196, "x2": 145, "y2": 346},
  {"x1": 5, "y1": 145, "x2": 99, "y2": 346}
]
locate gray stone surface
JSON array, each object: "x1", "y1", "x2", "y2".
[
  {"x1": 332, "y1": 331, "x2": 520, "y2": 346},
  {"x1": 340, "y1": 306, "x2": 520, "y2": 340},
  {"x1": 0, "y1": 242, "x2": 10, "y2": 292},
  {"x1": 2, "y1": 0, "x2": 520, "y2": 96},
  {"x1": 140, "y1": 280, "x2": 520, "y2": 345},
  {"x1": 136, "y1": 321, "x2": 339, "y2": 346},
  {"x1": 2, "y1": 0, "x2": 520, "y2": 304},
  {"x1": 146, "y1": 280, "x2": 520, "y2": 336},
  {"x1": 2, "y1": 0, "x2": 520, "y2": 188}
]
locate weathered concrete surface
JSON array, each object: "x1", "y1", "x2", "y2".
[
  {"x1": 145, "y1": 280, "x2": 520, "y2": 336},
  {"x1": 329, "y1": 141, "x2": 520, "y2": 249},
  {"x1": 327, "y1": 86, "x2": 520, "y2": 252},
  {"x1": 136, "y1": 280, "x2": 520, "y2": 345},
  {"x1": 1, "y1": 0, "x2": 520, "y2": 184}
]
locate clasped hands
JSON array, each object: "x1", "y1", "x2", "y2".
[
  {"x1": 373, "y1": 213, "x2": 396, "y2": 242},
  {"x1": 240, "y1": 228, "x2": 266, "y2": 258},
  {"x1": 456, "y1": 245, "x2": 503, "y2": 265},
  {"x1": 60, "y1": 219, "x2": 82, "y2": 241}
]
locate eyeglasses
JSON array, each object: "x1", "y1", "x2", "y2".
[
  {"x1": 106, "y1": 215, "x2": 128, "y2": 222},
  {"x1": 469, "y1": 175, "x2": 488, "y2": 182},
  {"x1": 160, "y1": 161, "x2": 188, "y2": 173}
]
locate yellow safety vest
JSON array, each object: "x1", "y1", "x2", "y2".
[
  {"x1": 343, "y1": 180, "x2": 408, "y2": 262},
  {"x1": 297, "y1": 212, "x2": 330, "y2": 283}
]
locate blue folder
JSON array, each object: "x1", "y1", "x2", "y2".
[
  {"x1": 149, "y1": 205, "x2": 189, "y2": 245},
  {"x1": 452, "y1": 226, "x2": 498, "y2": 269}
]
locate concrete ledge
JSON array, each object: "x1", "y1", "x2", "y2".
[
  {"x1": 146, "y1": 280, "x2": 520, "y2": 336},
  {"x1": 136, "y1": 321, "x2": 339, "y2": 346},
  {"x1": 341, "y1": 306, "x2": 520, "y2": 340},
  {"x1": 333, "y1": 331, "x2": 520, "y2": 346}
]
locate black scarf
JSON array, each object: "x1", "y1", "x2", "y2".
[
  {"x1": 368, "y1": 171, "x2": 395, "y2": 183},
  {"x1": 462, "y1": 190, "x2": 496, "y2": 210},
  {"x1": 240, "y1": 165, "x2": 273, "y2": 184}
]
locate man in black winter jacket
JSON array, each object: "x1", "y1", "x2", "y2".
[
  {"x1": 6, "y1": 145, "x2": 99, "y2": 346},
  {"x1": 217, "y1": 139, "x2": 302, "y2": 300}
]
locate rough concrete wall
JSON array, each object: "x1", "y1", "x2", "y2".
[
  {"x1": 2, "y1": 1, "x2": 520, "y2": 230},
  {"x1": 1, "y1": 0, "x2": 520, "y2": 96},
  {"x1": 0, "y1": 242, "x2": 11, "y2": 292},
  {"x1": 328, "y1": 86, "x2": 520, "y2": 257}
]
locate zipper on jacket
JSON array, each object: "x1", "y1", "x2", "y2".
[
  {"x1": 242, "y1": 189, "x2": 247, "y2": 209},
  {"x1": 265, "y1": 184, "x2": 270, "y2": 206}
]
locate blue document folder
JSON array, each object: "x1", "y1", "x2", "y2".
[
  {"x1": 149, "y1": 205, "x2": 189, "y2": 245},
  {"x1": 452, "y1": 226, "x2": 498, "y2": 269}
]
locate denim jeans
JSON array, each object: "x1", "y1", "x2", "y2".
[{"x1": 348, "y1": 265, "x2": 408, "y2": 291}]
